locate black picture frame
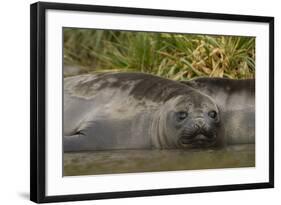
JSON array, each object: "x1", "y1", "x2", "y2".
[{"x1": 30, "y1": 1, "x2": 274, "y2": 203}]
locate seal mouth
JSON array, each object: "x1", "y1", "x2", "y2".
[{"x1": 179, "y1": 134, "x2": 216, "y2": 148}]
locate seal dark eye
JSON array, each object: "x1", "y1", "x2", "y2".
[
  {"x1": 177, "y1": 111, "x2": 188, "y2": 121},
  {"x1": 208, "y1": 110, "x2": 217, "y2": 119}
]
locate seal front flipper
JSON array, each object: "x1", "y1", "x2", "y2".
[{"x1": 63, "y1": 133, "x2": 90, "y2": 152}]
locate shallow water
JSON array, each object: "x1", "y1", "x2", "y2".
[{"x1": 64, "y1": 144, "x2": 255, "y2": 176}]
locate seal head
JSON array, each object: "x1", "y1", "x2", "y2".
[{"x1": 152, "y1": 93, "x2": 220, "y2": 149}]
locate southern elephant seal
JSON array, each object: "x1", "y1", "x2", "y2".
[
  {"x1": 181, "y1": 78, "x2": 255, "y2": 145},
  {"x1": 64, "y1": 72, "x2": 221, "y2": 152}
]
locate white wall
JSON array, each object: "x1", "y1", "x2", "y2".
[{"x1": 0, "y1": 0, "x2": 279, "y2": 204}]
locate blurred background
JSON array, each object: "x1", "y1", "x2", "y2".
[{"x1": 64, "y1": 28, "x2": 255, "y2": 79}]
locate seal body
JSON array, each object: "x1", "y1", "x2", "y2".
[
  {"x1": 181, "y1": 78, "x2": 255, "y2": 145},
  {"x1": 64, "y1": 72, "x2": 221, "y2": 152}
]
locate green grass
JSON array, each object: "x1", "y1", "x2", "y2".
[{"x1": 64, "y1": 28, "x2": 255, "y2": 80}]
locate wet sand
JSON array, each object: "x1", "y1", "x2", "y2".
[{"x1": 64, "y1": 144, "x2": 255, "y2": 176}]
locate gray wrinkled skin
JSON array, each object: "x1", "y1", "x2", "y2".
[
  {"x1": 181, "y1": 78, "x2": 255, "y2": 145},
  {"x1": 64, "y1": 72, "x2": 220, "y2": 152}
]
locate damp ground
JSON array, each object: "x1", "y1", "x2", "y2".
[{"x1": 64, "y1": 144, "x2": 255, "y2": 176}]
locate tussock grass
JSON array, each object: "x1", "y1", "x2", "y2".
[{"x1": 64, "y1": 28, "x2": 255, "y2": 80}]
